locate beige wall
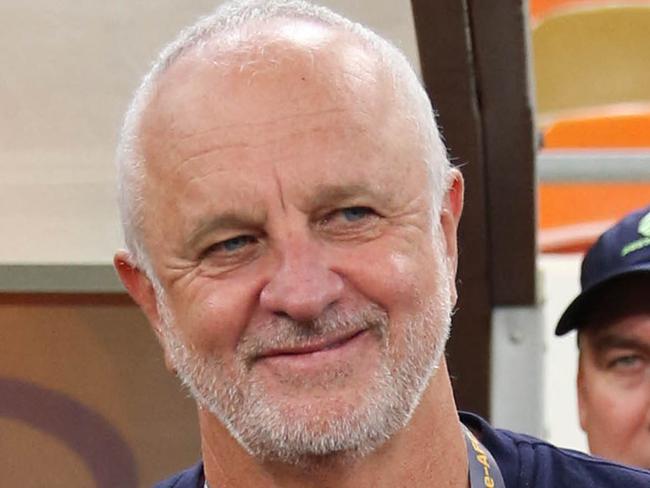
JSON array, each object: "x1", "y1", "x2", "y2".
[{"x1": 0, "y1": 0, "x2": 419, "y2": 265}]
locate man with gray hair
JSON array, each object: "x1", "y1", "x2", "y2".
[{"x1": 114, "y1": 1, "x2": 650, "y2": 486}]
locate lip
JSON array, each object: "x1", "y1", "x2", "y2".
[
  {"x1": 254, "y1": 328, "x2": 374, "y2": 373},
  {"x1": 257, "y1": 329, "x2": 367, "y2": 360}
]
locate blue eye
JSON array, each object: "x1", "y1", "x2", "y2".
[
  {"x1": 341, "y1": 207, "x2": 373, "y2": 222},
  {"x1": 612, "y1": 355, "x2": 641, "y2": 368},
  {"x1": 221, "y1": 235, "x2": 255, "y2": 251},
  {"x1": 198, "y1": 234, "x2": 260, "y2": 264}
]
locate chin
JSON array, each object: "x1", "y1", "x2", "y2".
[{"x1": 193, "y1": 359, "x2": 419, "y2": 464}]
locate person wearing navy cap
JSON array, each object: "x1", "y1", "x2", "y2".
[{"x1": 556, "y1": 205, "x2": 650, "y2": 469}]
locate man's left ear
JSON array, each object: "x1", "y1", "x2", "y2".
[{"x1": 440, "y1": 168, "x2": 464, "y2": 304}]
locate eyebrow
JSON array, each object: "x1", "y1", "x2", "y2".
[
  {"x1": 590, "y1": 333, "x2": 650, "y2": 355},
  {"x1": 308, "y1": 182, "x2": 386, "y2": 208}
]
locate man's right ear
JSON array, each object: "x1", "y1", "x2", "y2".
[
  {"x1": 114, "y1": 250, "x2": 162, "y2": 337},
  {"x1": 115, "y1": 251, "x2": 179, "y2": 375}
]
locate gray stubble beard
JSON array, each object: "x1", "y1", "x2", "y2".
[{"x1": 154, "y1": 269, "x2": 452, "y2": 465}]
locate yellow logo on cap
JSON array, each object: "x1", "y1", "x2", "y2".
[
  {"x1": 621, "y1": 211, "x2": 650, "y2": 257},
  {"x1": 639, "y1": 212, "x2": 650, "y2": 238}
]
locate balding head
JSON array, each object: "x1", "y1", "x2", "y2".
[{"x1": 116, "y1": 0, "x2": 450, "y2": 274}]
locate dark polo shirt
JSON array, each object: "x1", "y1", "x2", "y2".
[{"x1": 153, "y1": 412, "x2": 650, "y2": 487}]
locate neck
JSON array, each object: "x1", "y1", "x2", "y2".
[{"x1": 200, "y1": 359, "x2": 468, "y2": 488}]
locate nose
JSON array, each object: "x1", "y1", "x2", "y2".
[{"x1": 260, "y1": 238, "x2": 344, "y2": 322}]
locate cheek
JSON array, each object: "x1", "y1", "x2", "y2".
[
  {"x1": 340, "y1": 241, "x2": 442, "y2": 315},
  {"x1": 167, "y1": 275, "x2": 261, "y2": 355},
  {"x1": 385, "y1": 251, "x2": 440, "y2": 306},
  {"x1": 585, "y1": 379, "x2": 649, "y2": 435}
]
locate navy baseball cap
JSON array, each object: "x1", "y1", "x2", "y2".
[{"x1": 555, "y1": 205, "x2": 650, "y2": 336}]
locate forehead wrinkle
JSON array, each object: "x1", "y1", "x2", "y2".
[
  {"x1": 168, "y1": 108, "x2": 349, "y2": 167},
  {"x1": 172, "y1": 107, "x2": 346, "y2": 143},
  {"x1": 151, "y1": 36, "x2": 384, "y2": 134},
  {"x1": 144, "y1": 41, "x2": 399, "y2": 181}
]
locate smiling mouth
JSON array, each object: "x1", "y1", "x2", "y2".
[{"x1": 257, "y1": 329, "x2": 368, "y2": 359}]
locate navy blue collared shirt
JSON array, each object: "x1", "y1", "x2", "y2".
[{"x1": 153, "y1": 412, "x2": 650, "y2": 487}]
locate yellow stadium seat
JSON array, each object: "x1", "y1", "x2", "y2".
[{"x1": 532, "y1": 6, "x2": 650, "y2": 121}]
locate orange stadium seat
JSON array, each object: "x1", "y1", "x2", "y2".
[
  {"x1": 530, "y1": 0, "x2": 650, "y2": 22},
  {"x1": 544, "y1": 110, "x2": 650, "y2": 148},
  {"x1": 539, "y1": 183, "x2": 650, "y2": 252}
]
